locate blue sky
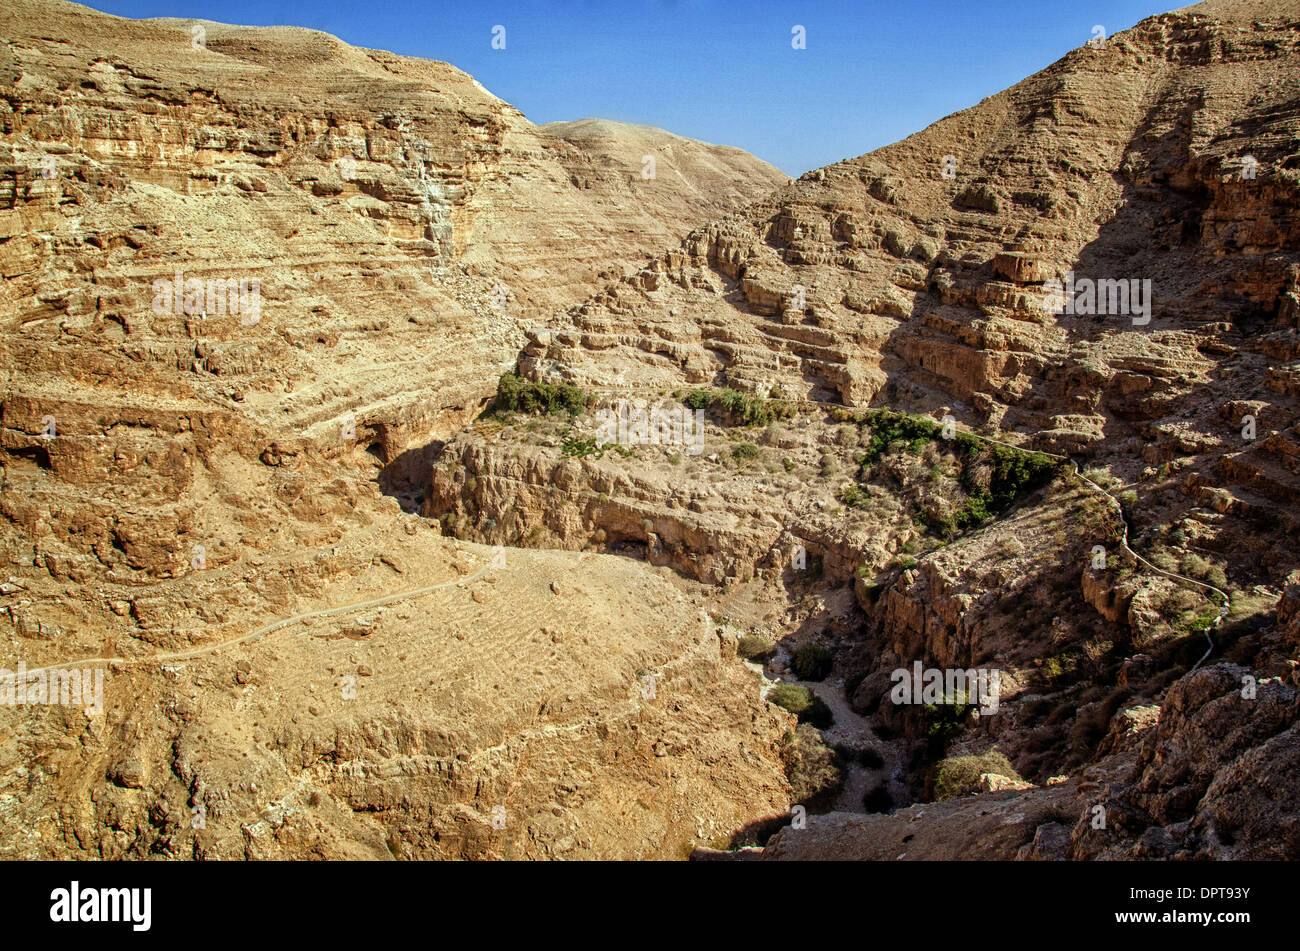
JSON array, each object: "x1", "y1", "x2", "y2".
[{"x1": 86, "y1": 0, "x2": 1177, "y2": 175}]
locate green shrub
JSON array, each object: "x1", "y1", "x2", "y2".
[
  {"x1": 923, "y1": 691, "x2": 977, "y2": 738},
  {"x1": 840, "y1": 484, "x2": 870, "y2": 508},
  {"x1": 561, "y1": 437, "x2": 601, "y2": 458},
  {"x1": 1181, "y1": 605, "x2": 1221, "y2": 634},
  {"x1": 494, "y1": 372, "x2": 590, "y2": 416},
  {"x1": 932, "y1": 751, "x2": 1022, "y2": 801},
  {"x1": 561, "y1": 437, "x2": 632, "y2": 459},
  {"x1": 856, "y1": 409, "x2": 940, "y2": 464},
  {"x1": 792, "y1": 642, "x2": 834, "y2": 681},
  {"x1": 682, "y1": 389, "x2": 712, "y2": 411},
  {"x1": 737, "y1": 634, "x2": 776, "y2": 661},
  {"x1": 732, "y1": 441, "x2": 760, "y2": 461},
  {"x1": 839, "y1": 407, "x2": 1063, "y2": 543},
  {"x1": 679, "y1": 387, "x2": 795, "y2": 428},
  {"x1": 768, "y1": 684, "x2": 833, "y2": 728},
  {"x1": 952, "y1": 432, "x2": 983, "y2": 457}
]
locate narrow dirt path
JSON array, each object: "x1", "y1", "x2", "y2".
[
  {"x1": 931, "y1": 427, "x2": 1229, "y2": 669},
  {"x1": 18, "y1": 559, "x2": 491, "y2": 677}
]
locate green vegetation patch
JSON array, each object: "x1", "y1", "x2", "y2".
[
  {"x1": 932, "y1": 750, "x2": 1023, "y2": 801},
  {"x1": 494, "y1": 372, "x2": 591, "y2": 416},
  {"x1": 561, "y1": 437, "x2": 634, "y2": 460},
  {"x1": 768, "y1": 683, "x2": 833, "y2": 729},
  {"x1": 678, "y1": 387, "x2": 796, "y2": 428},
  {"x1": 842, "y1": 409, "x2": 1062, "y2": 540},
  {"x1": 791, "y1": 642, "x2": 835, "y2": 681}
]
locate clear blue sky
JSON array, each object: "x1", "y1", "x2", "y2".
[{"x1": 86, "y1": 0, "x2": 1178, "y2": 175}]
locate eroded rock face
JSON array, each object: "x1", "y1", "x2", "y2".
[
  {"x1": 427, "y1": 0, "x2": 1300, "y2": 862},
  {"x1": 754, "y1": 660, "x2": 1299, "y2": 861},
  {"x1": 0, "y1": 0, "x2": 795, "y2": 859},
  {"x1": 506, "y1": 2, "x2": 1300, "y2": 522},
  {"x1": 426, "y1": 407, "x2": 909, "y2": 586},
  {"x1": 0, "y1": 0, "x2": 786, "y2": 510},
  {"x1": 3, "y1": 0, "x2": 1299, "y2": 863}
]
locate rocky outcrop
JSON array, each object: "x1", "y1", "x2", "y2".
[
  {"x1": 753, "y1": 659, "x2": 1299, "y2": 861},
  {"x1": 0, "y1": 0, "x2": 792, "y2": 860},
  {"x1": 0, "y1": 0, "x2": 784, "y2": 510}
]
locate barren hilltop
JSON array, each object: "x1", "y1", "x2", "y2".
[{"x1": 0, "y1": 0, "x2": 1297, "y2": 861}]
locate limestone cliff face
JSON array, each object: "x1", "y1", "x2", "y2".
[
  {"x1": 0, "y1": 0, "x2": 786, "y2": 572},
  {"x1": 438, "y1": 0, "x2": 1300, "y2": 672},
  {"x1": 428, "y1": 0, "x2": 1300, "y2": 862},
  {"x1": 0, "y1": 0, "x2": 795, "y2": 860}
]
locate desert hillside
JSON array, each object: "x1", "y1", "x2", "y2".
[
  {"x1": 0, "y1": 0, "x2": 790, "y2": 859},
  {"x1": 434, "y1": 0, "x2": 1300, "y2": 859},
  {"x1": 1, "y1": 0, "x2": 1297, "y2": 862}
]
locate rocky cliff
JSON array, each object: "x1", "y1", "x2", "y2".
[
  {"x1": 426, "y1": 0, "x2": 1300, "y2": 860},
  {"x1": 0, "y1": 0, "x2": 794, "y2": 860}
]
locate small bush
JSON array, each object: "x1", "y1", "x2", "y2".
[
  {"x1": 732, "y1": 441, "x2": 760, "y2": 461},
  {"x1": 768, "y1": 684, "x2": 833, "y2": 728},
  {"x1": 494, "y1": 372, "x2": 590, "y2": 416},
  {"x1": 682, "y1": 389, "x2": 712, "y2": 411},
  {"x1": 841, "y1": 484, "x2": 870, "y2": 508},
  {"x1": 561, "y1": 437, "x2": 604, "y2": 458},
  {"x1": 924, "y1": 692, "x2": 976, "y2": 739},
  {"x1": 857, "y1": 409, "x2": 941, "y2": 464},
  {"x1": 680, "y1": 387, "x2": 795, "y2": 428},
  {"x1": 791, "y1": 642, "x2": 834, "y2": 681},
  {"x1": 737, "y1": 634, "x2": 776, "y2": 661},
  {"x1": 932, "y1": 751, "x2": 1022, "y2": 801},
  {"x1": 562, "y1": 437, "x2": 631, "y2": 459},
  {"x1": 781, "y1": 724, "x2": 845, "y2": 809}
]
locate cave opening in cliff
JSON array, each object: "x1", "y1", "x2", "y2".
[
  {"x1": 376, "y1": 440, "x2": 446, "y2": 514},
  {"x1": 10, "y1": 444, "x2": 51, "y2": 472}
]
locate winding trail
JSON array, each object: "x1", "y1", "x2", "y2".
[
  {"x1": 936, "y1": 427, "x2": 1229, "y2": 670},
  {"x1": 17, "y1": 558, "x2": 491, "y2": 678}
]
